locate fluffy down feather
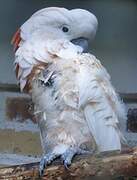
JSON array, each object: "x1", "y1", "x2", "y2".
[
  {"x1": 30, "y1": 44, "x2": 126, "y2": 152},
  {"x1": 12, "y1": 7, "x2": 126, "y2": 175}
]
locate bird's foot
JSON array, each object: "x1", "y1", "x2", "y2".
[
  {"x1": 61, "y1": 147, "x2": 93, "y2": 169},
  {"x1": 39, "y1": 152, "x2": 59, "y2": 176},
  {"x1": 39, "y1": 147, "x2": 93, "y2": 176}
]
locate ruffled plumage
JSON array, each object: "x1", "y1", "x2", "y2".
[{"x1": 12, "y1": 7, "x2": 126, "y2": 155}]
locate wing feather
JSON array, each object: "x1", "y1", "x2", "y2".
[
  {"x1": 11, "y1": 29, "x2": 21, "y2": 51},
  {"x1": 77, "y1": 54, "x2": 126, "y2": 151}
]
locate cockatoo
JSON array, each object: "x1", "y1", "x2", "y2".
[{"x1": 12, "y1": 7, "x2": 126, "y2": 175}]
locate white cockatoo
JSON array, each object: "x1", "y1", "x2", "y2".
[{"x1": 12, "y1": 7, "x2": 126, "y2": 175}]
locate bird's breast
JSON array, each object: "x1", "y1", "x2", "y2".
[{"x1": 32, "y1": 54, "x2": 99, "y2": 112}]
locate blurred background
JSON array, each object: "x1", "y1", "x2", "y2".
[{"x1": 0, "y1": 0, "x2": 137, "y2": 166}]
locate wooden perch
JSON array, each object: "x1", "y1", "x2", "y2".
[{"x1": 0, "y1": 148, "x2": 137, "y2": 180}]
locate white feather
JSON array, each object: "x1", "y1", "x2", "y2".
[
  {"x1": 20, "y1": 78, "x2": 27, "y2": 91},
  {"x1": 17, "y1": 66, "x2": 23, "y2": 79},
  {"x1": 84, "y1": 104, "x2": 121, "y2": 151},
  {"x1": 76, "y1": 54, "x2": 126, "y2": 151},
  {"x1": 46, "y1": 40, "x2": 83, "y2": 59},
  {"x1": 22, "y1": 67, "x2": 33, "y2": 79},
  {"x1": 13, "y1": 7, "x2": 126, "y2": 154}
]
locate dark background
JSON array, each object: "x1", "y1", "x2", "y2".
[{"x1": 0, "y1": 0, "x2": 137, "y2": 93}]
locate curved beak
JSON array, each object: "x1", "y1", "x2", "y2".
[{"x1": 71, "y1": 37, "x2": 89, "y2": 53}]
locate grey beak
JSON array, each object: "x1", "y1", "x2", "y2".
[{"x1": 71, "y1": 37, "x2": 89, "y2": 53}]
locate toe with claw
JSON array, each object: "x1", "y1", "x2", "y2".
[
  {"x1": 61, "y1": 146, "x2": 93, "y2": 170},
  {"x1": 39, "y1": 146, "x2": 94, "y2": 176},
  {"x1": 39, "y1": 153, "x2": 58, "y2": 176}
]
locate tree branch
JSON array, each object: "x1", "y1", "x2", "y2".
[{"x1": 0, "y1": 148, "x2": 137, "y2": 179}]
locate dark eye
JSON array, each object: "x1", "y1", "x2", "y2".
[{"x1": 62, "y1": 26, "x2": 69, "y2": 33}]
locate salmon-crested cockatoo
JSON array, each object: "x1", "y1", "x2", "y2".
[{"x1": 12, "y1": 7, "x2": 126, "y2": 175}]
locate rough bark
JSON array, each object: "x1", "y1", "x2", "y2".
[{"x1": 0, "y1": 148, "x2": 137, "y2": 180}]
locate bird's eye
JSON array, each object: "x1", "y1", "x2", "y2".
[{"x1": 62, "y1": 26, "x2": 69, "y2": 33}]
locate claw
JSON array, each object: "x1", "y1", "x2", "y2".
[
  {"x1": 39, "y1": 153, "x2": 58, "y2": 177},
  {"x1": 39, "y1": 158, "x2": 46, "y2": 176},
  {"x1": 61, "y1": 147, "x2": 93, "y2": 170},
  {"x1": 39, "y1": 147, "x2": 94, "y2": 176},
  {"x1": 63, "y1": 160, "x2": 71, "y2": 170}
]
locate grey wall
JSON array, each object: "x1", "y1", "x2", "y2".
[{"x1": 0, "y1": 0, "x2": 137, "y2": 92}]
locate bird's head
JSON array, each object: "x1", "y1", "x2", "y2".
[
  {"x1": 13, "y1": 7, "x2": 98, "y2": 53},
  {"x1": 11, "y1": 7, "x2": 98, "y2": 92}
]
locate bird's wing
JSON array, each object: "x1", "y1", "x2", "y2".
[
  {"x1": 11, "y1": 29, "x2": 22, "y2": 51},
  {"x1": 12, "y1": 28, "x2": 82, "y2": 92},
  {"x1": 11, "y1": 28, "x2": 53, "y2": 92},
  {"x1": 77, "y1": 54, "x2": 126, "y2": 152}
]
